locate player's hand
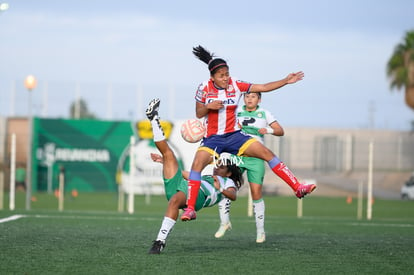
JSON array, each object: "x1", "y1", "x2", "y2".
[
  {"x1": 286, "y1": 71, "x2": 304, "y2": 84},
  {"x1": 207, "y1": 100, "x2": 224, "y2": 110},
  {"x1": 213, "y1": 175, "x2": 220, "y2": 190},
  {"x1": 150, "y1": 153, "x2": 163, "y2": 163}
]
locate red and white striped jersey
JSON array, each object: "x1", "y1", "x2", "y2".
[{"x1": 195, "y1": 77, "x2": 252, "y2": 137}]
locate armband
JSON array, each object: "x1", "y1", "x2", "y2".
[
  {"x1": 265, "y1": 127, "x2": 274, "y2": 134},
  {"x1": 219, "y1": 187, "x2": 224, "y2": 193}
]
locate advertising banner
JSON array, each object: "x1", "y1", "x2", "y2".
[
  {"x1": 31, "y1": 118, "x2": 195, "y2": 194},
  {"x1": 33, "y1": 118, "x2": 134, "y2": 192}
]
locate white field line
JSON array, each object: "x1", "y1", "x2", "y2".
[
  {"x1": 348, "y1": 222, "x2": 414, "y2": 228},
  {"x1": 31, "y1": 214, "x2": 144, "y2": 221},
  {"x1": 1, "y1": 214, "x2": 413, "y2": 228},
  {"x1": 0, "y1": 214, "x2": 25, "y2": 224},
  {"x1": 292, "y1": 219, "x2": 414, "y2": 228}
]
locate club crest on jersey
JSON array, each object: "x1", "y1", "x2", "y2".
[{"x1": 226, "y1": 85, "x2": 236, "y2": 97}]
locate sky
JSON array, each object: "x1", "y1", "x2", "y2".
[{"x1": 0, "y1": 0, "x2": 413, "y2": 130}]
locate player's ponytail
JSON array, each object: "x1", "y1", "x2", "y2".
[{"x1": 193, "y1": 45, "x2": 228, "y2": 75}]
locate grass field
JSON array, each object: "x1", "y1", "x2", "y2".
[{"x1": 1, "y1": 192, "x2": 414, "y2": 274}]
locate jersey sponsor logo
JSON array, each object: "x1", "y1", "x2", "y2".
[
  {"x1": 241, "y1": 117, "x2": 255, "y2": 126},
  {"x1": 206, "y1": 98, "x2": 236, "y2": 105}
]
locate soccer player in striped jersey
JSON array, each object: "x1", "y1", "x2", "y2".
[
  {"x1": 146, "y1": 98, "x2": 243, "y2": 254},
  {"x1": 181, "y1": 45, "x2": 316, "y2": 222},
  {"x1": 215, "y1": 92, "x2": 284, "y2": 243}
]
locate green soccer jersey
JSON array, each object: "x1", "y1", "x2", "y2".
[
  {"x1": 163, "y1": 172, "x2": 236, "y2": 211},
  {"x1": 237, "y1": 105, "x2": 277, "y2": 143},
  {"x1": 236, "y1": 104, "x2": 277, "y2": 185},
  {"x1": 200, "y1": 175, "x2": 237, "y2": 208}
]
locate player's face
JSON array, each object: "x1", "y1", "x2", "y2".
[
  {"x1": 211, "y1": 67, "x2": 230, "y2": 89},
  {"x1": 244, "y1": 93, "x2": 260, "y2": 111},
  {"x1": 213, "y1": 165, "x2": 231, "y2": 177}
]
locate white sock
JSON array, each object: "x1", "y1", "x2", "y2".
[
  {"x1": 253, "y1": 199, "x2": 265, "y2": 234},
  {"x1": 151, "y1": 117, "x2": 165, "y2": 142},
  {"x1": 156, "y1": 216, "x2": 176, "y2": 242},
  {"x1": 218, "y1": 198, "x2": 231, "y2": 225}
]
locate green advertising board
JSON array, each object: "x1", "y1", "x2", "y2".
[{"x1": 32, "y1": 118, "x2": 134, "y2": 193}]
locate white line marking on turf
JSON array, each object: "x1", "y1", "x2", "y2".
[
  {"x1": 0, "y1": 215, "x2": 25, "y2": 224},
  {"x1": 349, "y1": 222, "x2": 414, "y2": 228},
  {"x1": 3, "y1": 214, "x2": 413, "y2": 229},
  {"x1": 30, "y1": 214, "x2": 145, "y2": 221}
]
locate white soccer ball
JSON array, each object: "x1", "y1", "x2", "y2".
[{"x1": 180, "y1": 119, "x2": 205, "y2": 143}]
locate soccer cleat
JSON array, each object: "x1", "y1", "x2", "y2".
[
  {"x1": 180, "y1": 208, "x2": 197, "y2": 221},
  {"x1": 148, "y1": 240, "x2": 165, "y2": 254},
  {"x1": 256, "y1": 232, "x2": 266, "y2": 243},
  {"x1": 146, "y1": 98, "x2": 160, "y2": 120},
  {"x1": 214, "y1": 222, "x2": 232, "y2": 238},
  {"x1": 295, "y1": 183, "x2": 317, "y2": 199}
]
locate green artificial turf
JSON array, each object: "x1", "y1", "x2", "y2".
[{"x1": 1, "y1": 193, "x2": 413, "y2": 274}]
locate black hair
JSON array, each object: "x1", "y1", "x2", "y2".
[
  {"x1": 245, "y1": 91, "x2": 262, "y2": 99},
  {"x1": 220, "y1": 158, "x2": 243, "y2": 189},
  {"x1": 192, "y1": 45, "x2": 228, "y2": 75}
]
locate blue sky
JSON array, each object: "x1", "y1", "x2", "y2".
[{"x1": 1, "y1": 0, "x2": 413, "y2": 130}]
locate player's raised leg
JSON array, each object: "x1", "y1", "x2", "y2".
[
  {"x1": 244, "y1": 141, "x2": 316, "y2": 198},
  {"x1": 146, "y1": 98, "x2": 181, "y2": 254},
  {"x1": 145, "y1": 98, "x2": 179, "y2": 180}
]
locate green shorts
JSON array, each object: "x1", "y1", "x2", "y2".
[
  {"x1": 163, "y1": 170, "x2": 207, "y2": 211},
  {"x1": 238, "y1": 156, "x2": 265, "y2": 185}
]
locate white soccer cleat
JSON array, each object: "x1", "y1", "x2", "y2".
[
  {"x1": 256, "y1": 232, "x2": 266, "y2": 243},
  {"x1": 214, "y1": 222, "x2": 232, "y2": 238}
]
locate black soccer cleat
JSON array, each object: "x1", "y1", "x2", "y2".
[
  {"x1": 148, "y1": 240, "x2": 165, "y2": 254},
  {"x1": 146, "y1": 98, "x2": 160, "y2": 120}
]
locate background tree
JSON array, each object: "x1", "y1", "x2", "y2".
[
  {"x1": 69, "y1": 98, "x2": 97, "y2": 119},
  {"x1": 387, "y1": 30, "x2": 414, "y2": 111}
]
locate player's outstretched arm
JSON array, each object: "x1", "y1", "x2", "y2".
[{"x1": 250, "y1": 71, "x2": 304, "y2": 93}]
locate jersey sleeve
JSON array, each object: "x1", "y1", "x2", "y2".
[
  {"x1": 264, "y1": 109, "x2": 277, "y2": 125},
  {"x1": 234, "y1": 79, "x2": 252, "y2": 93},
  {"x1": 221, "y1": 177, "x2": 237, "y2": 190},
  {"x1": 195, "y1": 82, "x2": 208, "y2": 104}
]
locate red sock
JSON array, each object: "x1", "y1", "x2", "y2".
[
  {"x1": 186, "y1": 179, "x2": 201, "y2": 210},
  {"x1": 271, "y1": 162, "x2": 300, "y2": 191}
]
